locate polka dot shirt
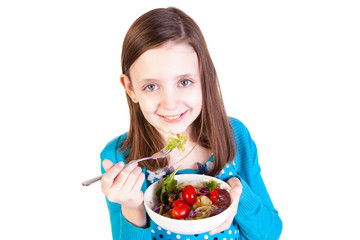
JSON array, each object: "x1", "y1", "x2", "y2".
[{"x1": 150, "y1": 221, "x2": 240, "y2": 240}]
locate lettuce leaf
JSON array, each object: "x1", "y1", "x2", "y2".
[
  {"x1": 204, "y1": 180, "x2": 220, "y2": 192},
  {"x1": 160, "y1": 165, "x2": 181, "y2": 203},
  {"x1": 164, "y1": 133, "x2": 188, "y2": 152}
]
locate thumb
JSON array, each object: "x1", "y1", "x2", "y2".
[
  {"x1": 102, "y1": 159, "x2": 115, "y2": 172},
  {"x1": 227, "y1": 177, "x2": 242, "y2": 198}
]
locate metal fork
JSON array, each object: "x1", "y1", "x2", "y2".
[{"x1": 82, "y1": 148, "x2": 172, "y2": 186}]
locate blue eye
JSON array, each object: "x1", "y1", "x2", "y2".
[
  {"x1": 144, "y1": 84, "x2": 158, "y2": 91},
  {"x1": 179, "y1": 79, "x2": 192, "y2": 87}
]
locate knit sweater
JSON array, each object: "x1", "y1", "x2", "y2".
[{"x1": 100, "y1": 117, "x2": 282, "y2": 240}]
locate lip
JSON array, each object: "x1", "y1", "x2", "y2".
[{"x1": 159, "y1": 110, "x2": 188, "y2": 123}]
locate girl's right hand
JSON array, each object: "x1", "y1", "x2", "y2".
[{"x1": 101, "y1": 159, "x2": 146, "y2": 209}]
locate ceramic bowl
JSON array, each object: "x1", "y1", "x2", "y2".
[{"x1": 144, "y1": 174, "x2": 236, "y2": 235}]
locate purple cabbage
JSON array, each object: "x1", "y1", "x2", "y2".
[
  {"x1": 185, "y1": 209, "x2": 198, "y2": 219},
  {"x1": 152, "y1": 203, "x2": 164, "y2": 213},
  {"x1": 197, "y1": 186, "x2": 210, "y2": 196}
]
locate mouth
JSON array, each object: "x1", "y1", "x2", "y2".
[{"x1": 159, "y1": 110, "x2": 188, "y2": 122}]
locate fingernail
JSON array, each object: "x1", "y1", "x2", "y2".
[
  {"x1": 116, "y1": 162, "x2": 125, "y2": 170},
  {"x1": 126, "y1": 162, "x2": 138, "y2": 168}
]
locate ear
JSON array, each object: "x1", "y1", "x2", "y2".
[{"x1": 120, "y1": 74, "x2": 138, "y2": 103}]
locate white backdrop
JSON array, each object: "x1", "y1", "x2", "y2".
[{"x1": 1, "y1": 0, "x2": 359, "y2": 239}]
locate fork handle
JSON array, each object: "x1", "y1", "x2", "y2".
[
  {"x1": 81, "y1": 158, "x2": 150, "y2": 186},
  {"x1": 82, "y1": 174, "x2": 103, "y2": 186}
]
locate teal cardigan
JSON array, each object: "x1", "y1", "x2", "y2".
[{"x1": 100, "y1": 117, "x2": 282, "y2": 239}]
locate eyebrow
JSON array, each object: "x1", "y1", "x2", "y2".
[
  {"x1": 176, "y1": 73, "x2": 199, "y2": 79},
  {"x1": 138, "y1": 73, "x2": 199, "y2": 83}
]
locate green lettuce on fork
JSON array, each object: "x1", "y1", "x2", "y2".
[{"x1": 164, "y1": 133, "x2": 188, "y2": 152}]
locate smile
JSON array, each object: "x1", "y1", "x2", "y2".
[
  {"x1": 159, "y1": 110, "x2": 188, "y2": 122},
  {"x1": 164, "y1": 115, "x2": 181, "y2": 120}
]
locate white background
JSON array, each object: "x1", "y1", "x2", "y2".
[{"x1": 1, "y1": 0, "x2": 359, "y2": 239}]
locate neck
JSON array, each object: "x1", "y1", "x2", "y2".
[{"x1": 168, "y1": 141, "x2": 212, "y2": 171}]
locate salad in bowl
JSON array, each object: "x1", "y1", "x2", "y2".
[{"x1": 144, "y1": 170, "x2": 236, "y2": 234}]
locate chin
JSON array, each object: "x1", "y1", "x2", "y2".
[{"x1": 155, "y1": 123, "x2": 191, "y2": 137}]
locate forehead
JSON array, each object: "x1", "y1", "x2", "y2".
[{"x1": 129, "y1": 42, "x2": 199, "y2": 80}]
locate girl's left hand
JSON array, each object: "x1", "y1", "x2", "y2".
[{"x1": 209, "y1": 177, "x2": 242, "y2": 235}]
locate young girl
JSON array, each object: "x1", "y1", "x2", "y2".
[{"x1": 100, "y1": 7, "x2": 282, "y2": 240}]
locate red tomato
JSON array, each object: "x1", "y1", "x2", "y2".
[
  {"x1": 210, "y1": 188, "x2": 220, "y2": 202},
  {"x1": 172, "y1": 199, "x2": 187, "y2": 208},
  {"x1": 182, "y1": 185, "x2": 197, "y2": 205},
  {"x1": 171, "y1": 203, "x2": 190, "y2": 219}
]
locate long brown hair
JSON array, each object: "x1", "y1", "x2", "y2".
[{"x1": 119, "y1": 7, "x2": 234, "y2": 175}]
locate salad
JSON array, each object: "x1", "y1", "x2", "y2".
[
  {"x1": 164, "y1": 133, "x2": 188, "y2": 152},
  {"x1": 152, "y1": 167, "x2": 231, "y2": 220}
]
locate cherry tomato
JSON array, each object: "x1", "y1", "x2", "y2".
[
  {"x1": 210, "y1": 188, "x2": 220, "y2": 202},
  {"x1": 172, "y1": 199, "x2": 187, "y2": 208},
  {"x1": 182, "y1": 185, "x2": 197, "y2": 205},
  {"x1": 171, "y1": 203, "x2": 190, "y2": 219}
]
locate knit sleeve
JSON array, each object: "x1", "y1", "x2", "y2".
[
  {"x1": 229, "y1": 117, "x2": 283, "y2": 240},
  {"x1": 100, "y1": 135, "x2": 151, "y2": 240}
]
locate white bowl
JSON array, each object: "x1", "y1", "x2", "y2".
[{"x1": 144, "y1": 174, "x2": 236, "y2": 235}]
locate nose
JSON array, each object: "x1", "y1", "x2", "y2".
[{"x1": 160, "y1": 87, "x2": 178, "y2": 110}]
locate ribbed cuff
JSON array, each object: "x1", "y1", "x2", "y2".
[
  {"x1": 119, "y1": 212, "x2": 151, "y2": 239},
  {"x1": 236, "y1": 177, "x2": 260, "y2": 217}
]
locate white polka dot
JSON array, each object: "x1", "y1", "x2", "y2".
[
  {"x1": 157, "y1": 226, "x2": 162, "y2": 231},
  {"x1": 234, "y1": 230, "x2": 237, "y2": 234},
  {"x1": 221, "y1": 169, "x2": 225, "y2": 174},
  {"x1": 228, "y1": 230, "x2": 232, "y2": 234},
  {"x1": 230, "y1": 238, "x2": 233, "y2": 240},
  {"x1": 204, "y1": 235, "x2": 209, "y2": 239},
  {"x1": 167, "y1": 230, "x2": 171, "y2": 235},
  {"x1": 186, "y1": 239, "x2": 190, "y2": 240},
  {"x1": 223, "y1": 238, "x2": 226, "y2": 240},
  {"x1": 151, "y1": 229, "x2": 155, "y2": 233},
  {"x1": 229, "y1": 172, "x2": 233, "y2": 175},
  {"x1": 176, "y1": 234, "x2": 181, "y2": 239}
]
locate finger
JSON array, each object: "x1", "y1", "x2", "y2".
[
  {"x1": 130, "y1": 171, "x2": 145, "y2": 194},
  {"x1": 209, "y1": 215, "x2": 233, "y2": 235},
  {"x1": 121, "y1": 166, "x2": 142, "y2": 193},
  {"x1": 102, "y1": 159, "x2": 115, "y2": 172},
  {"x1": 227, "y1": 177, "x2": 242, "y2": 199},
  {"x1": 227, "y1": 177, "x2": 241, "y2": 188},
  {"x1": 112, "y1": 162, "x2": 139, "y2": 190},
  {"x1": 101, "y1": 162, "x2": 125, "y2": 190}
]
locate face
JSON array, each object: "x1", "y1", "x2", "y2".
[{"x1": 121, "y1": 41, "x2": 202, "y2": 139}]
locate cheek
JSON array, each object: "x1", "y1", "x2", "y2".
[
  {"x1": 186, "y1": 88, "x2": 202, "y2": 108},
  {"x1": 138, "y1": 98, "x2": 157, "y2": 115}
]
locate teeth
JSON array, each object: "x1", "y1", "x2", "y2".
[{"x1": 163, "y1": 114, "x2": 181, "y2": 120}]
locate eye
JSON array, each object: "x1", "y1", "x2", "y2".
[
  {"x1": 179, "y1": 79, "x2": 192, "y2": 87},
  {"x1": 144, "y1": 84, "x2": 158, "y2": 91}
]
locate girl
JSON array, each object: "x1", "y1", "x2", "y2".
[{"x1": 100, "y1": 7, "x2": 282, "y2": 240}]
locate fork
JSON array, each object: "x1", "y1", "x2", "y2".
[{"x1": 82, "y1": 148, "x2": 173, "y2": 186}]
